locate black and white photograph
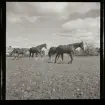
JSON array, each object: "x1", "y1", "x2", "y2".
[{"x1": 6, "y1": 2, "x2": 100, "y2": 99}]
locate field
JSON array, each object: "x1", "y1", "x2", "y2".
[{"x1": 6, "y1": 56, "x2": 100, "y2": 99}]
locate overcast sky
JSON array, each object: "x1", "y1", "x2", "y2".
[{"x1": 6, "y1": 2, "x2": 100, "y2": 49}]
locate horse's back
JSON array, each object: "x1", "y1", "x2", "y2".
[
  {"x1": 56, "y1": 45, "x2": 73, "y2": 53},
  {"x1": 30, "y1": 47, "x2": 40, "y2": 53}
]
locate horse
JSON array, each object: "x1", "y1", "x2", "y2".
[
  {"x1": 54, "y1": 41, "x2": 84, "y2": 64},
  {"x1": 48, "y1": 47, "x2": 60, "y2": 61},
  {"x1": 29, "y1": 43, "x2": 47, "y2": 59},
  {"x1": 10, "y1": 48, "x2": 29, "y2": 60}
]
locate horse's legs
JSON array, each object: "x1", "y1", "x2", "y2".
[
  {"x1": 13, "y1": 54, "x2": 17, "y2": 60},
  {"x1": 35, "y1": 53, "x2": 39, "y2": 60},
  {"x1": 22, "y1": 53, "x2": 24, "y2": 58},
  {"x1": 61, "y1": 53, "x2": 64, "y2": 64},
  {"x1": 39, "y1": 52, "x2": 43, "y2": 60},
  {"x1": 32, "y1": 53, "x2": 34, "y2": 58},
  {"x1": 12, "y1": 54, "x2": 16, "y2": 60},
  {"x1": 17, "y1": 54, "x2": 20, "y2": 60},
  {"x1": 29, "y1": 51, "x2": 31, "y2": 59},
  {"x1": 40, "y1": 52, "x2": 43, "y2": 58},
  {"x1": 19, "y1": 54, "x2": 22, "y2": 58},
  {"x1": 54, "y1": 53, "x2": 59, "y2": 63},
  {"x1": 36, "y1": 53, "x2": 38, "y2": 57},
  {"x1": 12, "y1": 53, "x2": 17, "y2": 60},
  {"x1": 41, "y1": 53, "x2": 43, "y2": 60},
  {"x1": 57, "y1": 53, "x2": 60, "y2": 60},
  {"x1": 49, "y1": 52, "x2": 52, "y2": 61},
  {"x1": 68, "y1": 52, "x2": 73, "y2": 64},
  {"x1": 49, "y1": 55, "x2": 51, "y2": 61}
]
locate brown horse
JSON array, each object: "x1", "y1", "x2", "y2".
[
  {"x1": 55, "y1": 41, "x2": 84, "y2": 64},
  {"x1": 48, "y1": 46, "x2": 60, "y2": 61},
  {"x1": 29, "y1": 43, "x2": 47, "y2": 59}
]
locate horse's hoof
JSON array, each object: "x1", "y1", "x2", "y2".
[
  {"x1": 68, "y1": 62, "x2": 70, "y2": 64},
  {"x1": 68, "y1": 61, "x2": 72, "y2": 64}
]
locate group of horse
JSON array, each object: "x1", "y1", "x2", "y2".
[{"x1": 8, "y1": 41, "x2": 84, "y2": 64}]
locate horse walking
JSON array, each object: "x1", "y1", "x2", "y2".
[
  {"x1": 48, "y1": 47, "x2": 60, "y2": 61},
  {"x1": 29, "y1": 43, "x2": 47, "y2": 59},
  {"x1": 55, "y1": 41, "x2": 84, "y2": 64},
  {"x1": 10, "y1": 48, "x2": 28, "y2": 60}
]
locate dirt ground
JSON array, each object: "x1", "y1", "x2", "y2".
[{"x1": 6, "y1": 56, "x2": 100, "y2": 99}]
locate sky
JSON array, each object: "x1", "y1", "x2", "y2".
[{"x1": 6, "y1": 2, "x2": 100, "y2": 49}]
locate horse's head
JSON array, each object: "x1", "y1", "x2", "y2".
[
  {"x1": 44, "y1": 43, "x2": 47, "y2": 49},
  {"x1": 80, "y1": 41, "x2": 84, "y2": 51}
]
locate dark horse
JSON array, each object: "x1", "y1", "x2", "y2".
[
  {"x1": 10, "y1": 48, "x2": 28, "y2": 60},
  {"x1": 55, "y1": 41, "x2": 84, "y2": 64},
  {"x1": 48, "y1": 47, "x2": 60, "y2": 61},
  {"x1": 29, "y1": 43, "x2": 47, "y2": 59}
]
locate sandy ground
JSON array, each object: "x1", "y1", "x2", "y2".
[{"x1": 6, "y1": 56, "x2": 100, "y2": 99}]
